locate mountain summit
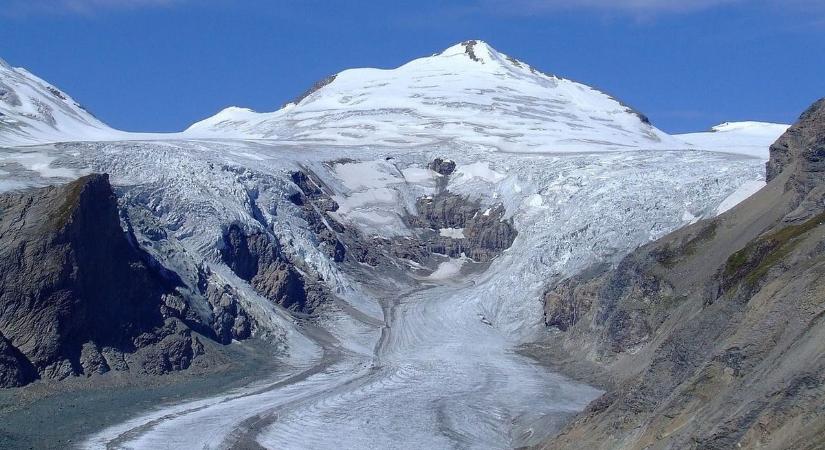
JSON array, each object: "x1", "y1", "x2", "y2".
[{"x1": 186, "y1": 40, "x2": 682, "y2": 152}]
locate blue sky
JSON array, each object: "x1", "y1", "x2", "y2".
[{"x1": 1, "y1": 0, "x2": 823, "y2": 133}]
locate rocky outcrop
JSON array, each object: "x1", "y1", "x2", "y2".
[
  {"x1": 133, "y1": 318, "x2": 204, "y2": 375},
  {"x1": 287, "y1": 164, "x2": 516, "y2": 278},
  {"x1": 221, "y1": 223, "x2": 327, "y2": 314},
  {"x1": 288, "y1": 74, "x2": 337, "y2": 106},
  {"x1": 203, "y1": 280, "x2": 252, "y2": 344},
  {"x1": 289, "y1": 170, "x2": 346, "y2": 262},
  {"x1": 0, "y1": 174, "x2": 206, "y2": 387},
  {"x1": 427, "y1": 157, "x2": 456, "y2": 176},
  {"x1": 461, "y1": 40, "x2": 482, "y2": 62},
  {"x1": 0, "y1": 333, "x2": 36, "y2": 387},
  {"x1": 539, "y1": 98, "x2": 825, "y2": 450},
  {"x1": 413, "y1": 192, "x2": 517, "y2": 262},
  {"x1": 766, "y1": 97, "x2": 825, "y2": 215}
]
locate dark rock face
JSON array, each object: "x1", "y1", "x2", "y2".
[
  {"x1": 543, "y1": 256, "x2": 671, "y2": 356},
  {"x1": 0, "y1": 333, "x2": 36, "y2": 387},
  {"x1": 461, "y1": 40, "x2": 481, "y2": 62},
  {"x1": 203, "y1": 280, "x2": 252, "y2": 344},
  {"x1": 221, "y1": 223, "x2": 326, "y2": 313},
  {"x1": 135, "y1": 318, "x2": 204, "y2": 375},
  {"x1": 539, "y1": 99, "x2": 825, "y2": 450},
  {"x1": 463, "y1": 204, "x2": 518, "y2": 261},
  {"x1": 290, "y1": 170, "x2": 346, "y2": 262},
  {"x1": 766, "y1": 98, "x2": 825, "y2": 187},
  {"x1": 288, "y1": 74, "x2": 337, "y2": 106},
  {"x1": 415, "y1": 192, "x2": 478, "y2": 229},
  {"x1": 544, "y1": 277, "x2": 597, "y2": 332},
  {"x1": 0, "y1": 174, "x2": 203, "y2": 387},
  {"x1": 427, "y1": 158, "x2": 456, "y2": 176}
]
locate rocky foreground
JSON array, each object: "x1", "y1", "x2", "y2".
[{"x1": 538, "y1": 99, "x2": 825, "y2": 449}]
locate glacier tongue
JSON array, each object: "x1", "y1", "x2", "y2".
[{"x1": 6, "y1": 136, "x2": 759, "y2": 449}]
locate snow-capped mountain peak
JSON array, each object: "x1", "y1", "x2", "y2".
[
  {"x1": 437, "y1": 40, "x2": 499, "y2": 63},
  {"x1": 186, "y1": 40, "x2": 682, "y2": 152}
]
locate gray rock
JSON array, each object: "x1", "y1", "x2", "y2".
[
  {"x1": 79, "y1": 342, "x2": 110, "y2": 376},
  {"x1": 0, "y1": 332, "x2": 36, "y2": 388},
  {"x1": 412, "y1": 192, "x2": 517, "y2": 262},
  {"x1": 204, "y1": 283, "x2": 252, "y2": 344},
  {"x1": 427, "y1": 158, "x2": 456, "y2": 176}
]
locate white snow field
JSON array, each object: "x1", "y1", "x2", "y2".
[
  {"x1": 0, "y1": 40, "x2": 783, "y2": 450},
  {"x1": 677, "y1": 121, "x2": 789, "y2": 160}
]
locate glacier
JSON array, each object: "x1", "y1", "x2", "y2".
[
  {"x1": 0, "y1": 40, "x2": 783, "y2": 449},
  {"x1": 0, "y1": 138, "x2": 763, "y2": 449}
]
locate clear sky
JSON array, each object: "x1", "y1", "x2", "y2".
[{"x1": 1, "y1": 0, "x2": 823, "y2": 134}]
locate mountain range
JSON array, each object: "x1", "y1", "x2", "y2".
[
  {"x1": 0, "y1": 40, "x2": 817, "y2": 450},
  {"x1": 0, "y1": 40, "x2": 787, "y2": 157}
]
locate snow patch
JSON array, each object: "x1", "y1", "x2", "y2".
[
  {"x1": 677, "y1": 121, "x2": 789, "y2": 160},
  {"x1": 455, "y1": 161, "x2": 506, "y2": 183},
  {"x1": 716, "y1": 179, "x2": 766, "y2": 215},
  {"x1": 401, "y1": 166, "x2": 434, "y2": 183},
  {"x1": 426, "y1": 256, "x2": 467, "y2": 280},
  {"x1": 4, "y1": 152, "x2": 80, "y2": 178},
  {"x1": 439, "y1": 228, "x2": 465, "y2": 239}
]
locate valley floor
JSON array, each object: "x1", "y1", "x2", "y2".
[{"x1": 80, "y1": 271, "x2": 600, "y2": 449}]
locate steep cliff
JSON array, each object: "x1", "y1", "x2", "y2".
[
  {"x1": 539, "y1": 98, "x2": 825, "y2": 450},
  {"x1": 0, "y1": 174, "x2": 205, "y2": 386}
]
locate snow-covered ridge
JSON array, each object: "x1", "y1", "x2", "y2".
[
  {"x1": 677, "y1": 121, "x2": 789, "y2": 160},
  {"x1": 710, "y1": 121, "x2": 788, "y2": 133},
  {"x1": 0, "y1": 41, "x2": 788, "y2": 162},
  {"x1": 186, "y1": 40, "x2": 683, "y2": 153},
  {"x1": 0, "y1": 60, "x2": 121, "y2": 147}
]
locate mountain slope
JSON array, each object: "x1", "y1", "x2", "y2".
[
  {"x1": 538, "y1": 98, "x2": 825, "y2": 449},
  {"x1": 0, "y1": 58, "x2": 117, "y2": 147},
  {"x1": 186, "y1": 40, "x2": 683, "y2": 153}
]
